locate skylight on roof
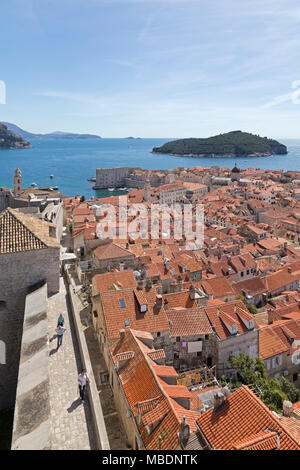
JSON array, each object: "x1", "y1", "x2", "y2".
[{"x1": 119, "y1": 298, "x2": 126, "y2": 308}]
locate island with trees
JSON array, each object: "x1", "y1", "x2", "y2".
[
  {"x1": 0, "y1": 123, "x2": 31, "y2": 149},
  {"x1": 152, "y1": 130, "x2": 287, "y2": 158}
]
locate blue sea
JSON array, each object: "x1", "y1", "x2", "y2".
[{"x1": 0, "y1": 138, "x2": 300, "y2": 199}]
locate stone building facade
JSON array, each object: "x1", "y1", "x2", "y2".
[
  {"x1": 93, "y1": 167, "x2": 135, "y2": 189},
  {"x1": 216, "y1": 327, "x2": 260, "y2": 377},
  {"x1": 0, "y1": 208, "x2": 60, "y2": 411}
]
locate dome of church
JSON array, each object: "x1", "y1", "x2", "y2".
[{"x1": 231, "y1": 163, "x2": 240, "y2": 173}]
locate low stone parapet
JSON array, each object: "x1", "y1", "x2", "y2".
[{"x1": 64, "y1": 265, "x2": 110, "y2": 450}]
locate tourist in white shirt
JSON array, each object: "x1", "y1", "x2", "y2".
[
  {"x1": 55, "y1": 324, "x2": 66, "y2": 349},
  {"x1": 78, "y1": 369, "x2": 90, "y2": 403}
]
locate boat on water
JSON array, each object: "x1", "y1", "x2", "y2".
[
  {"x1": 108, "y1": 188, "x2": 115, "y2": 191},
  {"x1": 31, "y1": 182, "x2": 37, "y2": 187},
  {"x1": 50, "y1": 174, "x2": 54, "y2": 179},
  {"x1": 38, "y1": 185, "x2": 59, "y2": 191},
  {"x1": 119, "y1": 187, "x2": 127, "y2": 190}
]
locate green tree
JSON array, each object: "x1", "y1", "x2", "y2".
[
  {"x1": 277, "y1": 376, "x2": 300, "y2": 403},
  {"x1": 235, "y1": 295, "x2": 257, "y2": 315},
  {"x1": 228, "y1": 353, "x2": 299, "y2": 413}
]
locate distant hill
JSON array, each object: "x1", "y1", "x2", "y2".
[
  {"x1": 0, "y1": 123, "x2": 31, "y2": 149},
  {"x1": 1, "y1": 122, "x2": 102, "y2": 140},
  {"x1": 152, "y1": 131, "x2": 287, "y2": 157}
]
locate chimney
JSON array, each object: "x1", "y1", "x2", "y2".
[
  {"x1": 178, "y1": 416, "x2": 190, "y2": 448},
  {"x1": 156, "y1": 294, "x2": 163, "y2": 309},
  {"x1": 137, "y1": 278, "x2": 145, "y2": 290},
  {"x1": 288, "y1": 267, "x2": 292, "y2": 274},
  {"x1": 120, "y1": 329, "x2": 125, "y2": 340},
  {"x1": 283, "y1": 400, "x2": 293, "y2": 417},
  {"x1": 119, "y1": 262, "x2": 124, "y2": 272},
  {"x1": 164, "y1": 258, "x2": 170, "y2": 271},
  {"x1": 267, "y1": 308, "x2": 274, "y2": 325},
  {"x1": 189, "y1": 284, "x2": 196, "y2": 300},
  {"x1": 214, "y1": 391, "x2": 225, "y2": 411}
]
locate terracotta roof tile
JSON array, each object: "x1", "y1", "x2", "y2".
[
  {"x1": 100, "y1": 288, "x2": 170, "y2": 339},
  {"x1": 92, "y1": 270, "x2": 136, "y2": 294},
  {"x1": 196, "y1": 385, "x2": 300, "y2": 450},
  {"x1": 279, "y1": 416, "x2": 300, "y2": 443},
  {"x1": 152, "y1": 365, "x2": 178, "y2": 378},
  {"x1": 93, "y1": 242, "x2": 134, "y2": 261},
  {"x1": 203, "y1": 301, "x2": 259, "y2": 339},
  {"x1": 110, "y1": 328, "x2": 201, "y2": 450},
  {"x1": 147, "y1": 349, "x2": 166, "y2": 362},
  {"x1": 259, "y1": 318, "x2": 300, "y2": 359},
  {"x1": 0, "y1": 208, "x2": 59, "y2": 254},
  {"x1": 233, "y1": 430, "x2": 278, "y2": 450},
  {"x1": 165, "y1": 307, "x2": 213, "y2": 337}
]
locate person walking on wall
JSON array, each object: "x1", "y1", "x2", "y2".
[
  {"x1": 78, "y1": 369, "x2": 90, "y2": 403},
  {"x1": 57, "y1": 313, "x2": 64, "y2": 327},
  {"x1": 55, "y1": 324, "x2": 66, "y2": 349}
]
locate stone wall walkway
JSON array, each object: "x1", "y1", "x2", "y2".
[{"x1": 47, "y1": 277, "x2": 96, "y2": 450}]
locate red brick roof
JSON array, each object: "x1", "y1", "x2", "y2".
[
  {"x1": 152, "y1": 365, "x2": 178, "y2": 378},
  {"x1": 92, "y1": 270, "x2": 136, "y2": 293},
  {"x1": 93, "y1": 242, "x2": 134, "y2": 261},
  {"x1": 202, "y1": 301, "x2": 258, "y2": 340},
  {"x1": 110, "y1": 328, "x2": 201, "y2": 450},
  {"x1": 262, "y1": 269, "x2": 298, "y2": 293},
  {"x1": 233, "y1": 430, "x2": 278, "y2": 450},
  {"x1": 100, "y1": 288, "x2": 170, "y2": 339},
  {"x1": 259, "y1": 325, "x2": 289, "y2": 360},
  {"x1": 162, "y1": 291, "x2": 198, "y2": 310},
  {"x1": 259, "y1": 318, "x2": 300, "y2": 359},
  {"x1": 197, "y1": 277, "x2": 235, "y2": 298},
  {"x1": 196, "y1": 385, "x2": 300, "y2": 450},
  {"x1": 232, "y1": 277, "x2": 267, "y2": 297},
  {"x1": 165, "y1": 307, "x2": 213, "y2": 337}
]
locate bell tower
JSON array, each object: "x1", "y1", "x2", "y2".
[
  {"x1": 13, "y1": 168, "x2": 22, "y2": 196},
  {"x1": 144, "y1": 178, "x2": 151, "y2": 202}
]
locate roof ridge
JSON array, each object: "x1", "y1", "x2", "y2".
[
  {"x1": 232, "y1": 430, "x2": 278, "y2": 450},
  {"x1": 219, "y1": 308, "x2": 237, "y2": 324}
]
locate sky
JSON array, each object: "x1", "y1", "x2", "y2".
[{"x1": 1, "y1": 0, "x2": 300, "y2": 138}]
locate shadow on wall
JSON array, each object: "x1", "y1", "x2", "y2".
[{"x1": 0, "y1": 410, "x2": 14, "y2": 450}]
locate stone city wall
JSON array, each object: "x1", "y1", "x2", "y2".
[{"x1": 11, "y1": 284, "x2": 51, "y2": 450}]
